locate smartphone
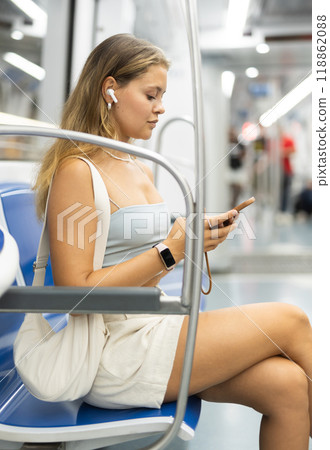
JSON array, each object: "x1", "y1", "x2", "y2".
[{"x1": 222, "y1": 197, "x2": 255, "y2": 227}]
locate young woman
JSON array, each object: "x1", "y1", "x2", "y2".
[{"x1": 34, "y1": 34, "x2": 311, "y2": 450}]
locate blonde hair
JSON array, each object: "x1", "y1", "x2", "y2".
[{"x1": 34, "y1": 33, "x2": 170, "y2": 218}]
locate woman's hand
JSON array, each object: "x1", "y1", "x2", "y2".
[
  {"x1": 163, "y1": 209, "x2": 238, "y2": 263},
  {"x1": 204, "y1": 209, "x2": 238, "y2": 251}
]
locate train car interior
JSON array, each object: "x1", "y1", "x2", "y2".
[{"x1": 0, "y1": 0, "x2": 315, "y2": 449}]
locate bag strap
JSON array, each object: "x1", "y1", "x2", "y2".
[
  {"x1": 32, "y1": 181, "x2": 52, "y2": 287},
  {"x1": 33, "y1": 157, "x2": 110, "y2": 287},
  {"x1": 77, "y1": 157, "x2": 110, "y2": 270}
]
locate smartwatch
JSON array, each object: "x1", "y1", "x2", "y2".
[{"x1": 153, "y1": 243, "x2": 176, "y2": 271}]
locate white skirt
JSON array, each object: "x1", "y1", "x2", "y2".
[{"x1": 84, "y1": 313, "x2": 185, "y2": 409}]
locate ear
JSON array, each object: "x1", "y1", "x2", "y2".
[{"x1": 102, "y1": 76, "x2": 119, "y2": 102}]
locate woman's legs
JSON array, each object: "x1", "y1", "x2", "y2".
[{"x1": 164, "y1": 302, "x2": 312, "y2": 449}]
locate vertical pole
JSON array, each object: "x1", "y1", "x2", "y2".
[{"x1": 144, "y1": 0, "x2": 206, "y2": 448}]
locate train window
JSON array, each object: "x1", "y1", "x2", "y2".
[{"x1": 0, "y1": 0, "x2": 49, "y2": 161}]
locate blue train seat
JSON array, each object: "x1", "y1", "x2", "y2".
[
  {"x1": 0, "y1": 225, "x2": 19, "y2": 297},
  {"x1": 0, "y1": 183, "x2": 201, "y2": 449}
]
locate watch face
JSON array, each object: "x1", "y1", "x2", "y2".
[{"x1": 161, "y1": 247, "x2": 176, "y2": 267}]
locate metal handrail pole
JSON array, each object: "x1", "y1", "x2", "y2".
[
  {"x1": 153, "y1": 115, "x2": 194, "y2": 187},
  {"x1": 143, "y1": 0, "x2": 206, "y2": 447}
]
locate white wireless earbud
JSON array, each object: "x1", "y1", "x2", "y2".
[{"x1": 107, "y1": 88, "x2": 118, "y2": 103}]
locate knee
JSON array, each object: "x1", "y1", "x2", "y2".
[
  {"x1": 278, "y1": 303, "x2": 311, "y2": 341},
  {"x1": 271, "y1": 359, "x2": 309, "y2": 413},
  {"x1": 279, "y1": 302, "x2": 310, "y2": 326}
]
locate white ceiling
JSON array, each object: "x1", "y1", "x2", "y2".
[
  {"x1": 0, "y1": 0, "x2": 312, "y2": 124},
  {"x1": 0, "y1": 0, "x2": 312, "y2": 67},
  {"x1": 195, "y1": 0, "x2": 312, "y2": 126},
  {"x1": 198, "y1": 0, "x2": 311, "y2": 71}
]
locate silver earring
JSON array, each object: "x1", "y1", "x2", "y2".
[{"x1": 107, "y1": 102, "x2": 112, "y2": 110}]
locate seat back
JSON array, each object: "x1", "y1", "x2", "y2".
[
  {"x1": 0, "y1": 184, "x2": 53, "y2": 287},
  {"x1": 0, "y1": 185, "x2": 70, "y2": 426},
  {"x1": 0, "y1": 224, "x2": 26, "y2": 415},
  {"x1": 0, "y1": 183, "x2": 57, "y2": 375},
  {"x1": 0, "y1": 226, "x2": 18, "y2": 295}
]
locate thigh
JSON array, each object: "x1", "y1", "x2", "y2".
[{"x1": 165, "y1": 302, "x2": 302, "y2": 401}]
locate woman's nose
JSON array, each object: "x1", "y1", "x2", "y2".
[{"x1": 154, "y1": 100, "x2": 165, "y2": 115}]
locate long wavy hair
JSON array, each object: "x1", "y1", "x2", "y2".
[{"x1": 34, "y1": 33, "x2": 170, "y2": 219}]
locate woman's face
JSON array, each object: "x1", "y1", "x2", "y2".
[{"x1": 112, "y1": 64, "x2": 167, "y2": 142}]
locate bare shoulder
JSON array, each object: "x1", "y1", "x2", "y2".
[
  {"x1": 53, "y1": 157, "x2": 92, "y2": 186},
  {"x1": 55, "y1": 157, "x2": 91, "y2": 180},
  {"x1": 49, "y1": 157, "x2": 94, "y2": 211}
]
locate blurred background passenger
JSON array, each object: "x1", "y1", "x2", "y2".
[
  {"x1": 227, "y1": 127, "x2": 248, "y2": 208},
  {"x1": 280, "y1": 131, "x2": 296, "y2": 214}
]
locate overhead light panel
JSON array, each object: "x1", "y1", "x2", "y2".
[
  {"x1": 11, "y1": 30, "x2": 24, "y2": 40},
  {"x1": 259, "y1": 74, "x2": 312, "y2": 127},
  {"x1": 245, "y1": 67, "x2": 259, "y2": 78},
  {"x1": 0, "y1": 112, "x2": 57, "y2": 128},
  {"x1": 226, "y1": 0, "x2": 250, "y2": 38},
  {"x1": 256, "y1": 43, "x2": 270, "y2": 54},
  {"x1": 9, "y1": 0, "x2": 47, "y2": 22},
  {"x1": 3, "y1": 52, "x2": 45, "y2": 81}
]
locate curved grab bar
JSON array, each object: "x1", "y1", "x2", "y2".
[
  {"x1": 0, "y1": 125, "x2": 195, "y2": 308},
  {"x1": 153, "y1": 115, "x2": 194, "y2": 188}
]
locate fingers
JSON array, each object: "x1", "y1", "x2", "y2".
[
  {"x1": 168, "y1": 213, "x2": 238, "y2": 255},
  {"x1": 204, "y1": 209, "x2": 239, "y2": 230},
  {"x1": 220, "y1": 209, "x2": 239, "y2": 227},
  {"x1": 203, "y1": 220, "x2": 238, "y2": 252},
  {"x1": 209, "y1": 220, "x2": 237, "y2": 241}
]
